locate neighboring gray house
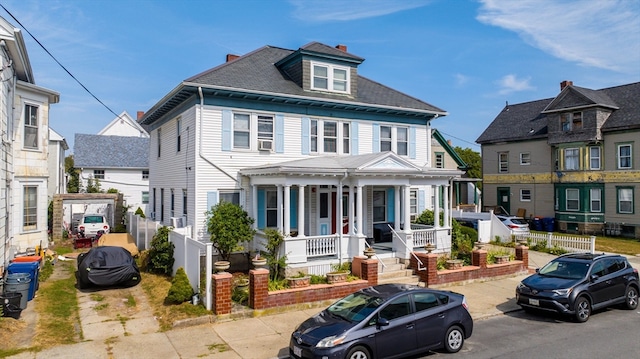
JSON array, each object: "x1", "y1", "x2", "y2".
[
  {"x1": 48, "y1": 128, "x2": 69, "y2": 200},
  {"x1": 74, "y1": 134, "x2": 150, "y2": 214},
  {"x1": 139, "y1": 42, "x2": 465, "y2": 273},
  {"x1": 477, "y1": 81, "x2": 640, "y2": 238}
]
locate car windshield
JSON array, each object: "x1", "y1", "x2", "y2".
[
  {"x1": 327, "y1": 292, "x2": 385, "y2": 323},
  {"x1": 539, "y1": 260, "x2": 589, "y2": 279}
]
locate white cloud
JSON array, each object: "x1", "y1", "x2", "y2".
[
  {"x1": 289, "y1": 0, "x2": 431, "y2": 22},
  {"x1": 497, "y1": 74, "x2": 533, "y2": 95},
  {"x1": 477, "y1": 0, "x2": 640, "y2": 74},
  {"x1": 454, "y1": 73, "x2": 469, "y2": 86}
]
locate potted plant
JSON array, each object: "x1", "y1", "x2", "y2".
[
  {"x1": 287, "y1": 272, "x2": 311, "y2": 288},
  {"x1": 251, "y1": 253, "x2": 267, "y2": 269},
  {"x1": 363, "y1": 247, "x2": 376, "y2": 258},
  {"x1": 326, "y1": 262, "x2": 350, "y2": 284}
]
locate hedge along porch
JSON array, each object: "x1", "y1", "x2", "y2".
[
  {"x1": 409, "y1": 245, "x2": 530, "y2": 286},
  {"x1": 211, "y1": 257, "x2": 379, "y2": 315}
]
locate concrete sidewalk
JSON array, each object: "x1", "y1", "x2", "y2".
[{"x1": 9, "y1": 250, "x2": 638, "y2": 359}]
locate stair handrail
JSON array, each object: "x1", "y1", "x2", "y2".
[
  {"x1": 387, "y1": 224, "x2": 426, "y2": 271},
  {"x1": 364, "y1": 240, "x2": 387, "y2": 270}
]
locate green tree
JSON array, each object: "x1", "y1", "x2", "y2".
[
  {"x1": 261, "y1": 228, "x2": 287, "y2": 281},
  {"x1": 454, "y1": 146, "x2": 482, "y2": 189},
  {"x1": 65, "y1": 155, "x2": 80, "y2": 193},
  {"x1": 85, "y1": 176, "x2": 102, "y2": 193},
  {"x1": 147, "y1": 226, "x2": 175, "y2": 275},
  {"x1": 165, "y1": 267, "x2": 193, "y2": 304},
  {"x1": 206, "y1": 201, "x2": 255, "y2": 261}
]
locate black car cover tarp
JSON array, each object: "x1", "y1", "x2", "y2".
[{"x1": 76, "y1": 246, "x2": 141, "y2": 288}]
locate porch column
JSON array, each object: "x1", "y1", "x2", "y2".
[
  {"x1": 404, "y1": 185, "x2": 411, "y2": 233},
  {"x1": 434, "y1": 185, "x2": 440, "y2": 228},
  {"x1": 284, "y1": 185, "x2": 291, "y2": 235},
  {"x1": 443, "y1": 184, "x2": 450, "y2": 228},
  {"x1": 394, "y1": 185, "x2": 401, "y2": 231},
  {"x1": 277, "y1": 184, "x2": 283, "y2": 233},
  {"x1": 298, "y1": 185, "x2": 305, "y2": 237},
  {"x1": 252, "y1": 185, "x2": 258, "y2": 229},
  {"x1": 348, "y1": 185, "x2": 355, "y2": 235},
  {"x1": 356, "y1": 185, "x2": 363, "y2": 236}
]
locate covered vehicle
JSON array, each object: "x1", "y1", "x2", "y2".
[{"x1": 76, "y1": 246, "x2": 141, "y2": 289}]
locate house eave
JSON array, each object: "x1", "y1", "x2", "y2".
[{"x1": 140, "y1": 82, "x2": 448, "y2": 125}]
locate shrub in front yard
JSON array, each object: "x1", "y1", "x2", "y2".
[
  {"x1": 147, "y1": 226, "x2": 175, "y2": 275},
  {"x1": 165, "y1": 267, "x2": 193, "y2": 304}
]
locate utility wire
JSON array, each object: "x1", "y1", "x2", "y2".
[
  {"x1": 438, "y1": 130, "x2": 481, "y2": 149},
  {"x1": 0, "y1": 3, "x2": 120, "y2": 119}
]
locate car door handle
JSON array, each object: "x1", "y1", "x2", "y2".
[
  {"x1": 406, "y1": 323, "x2": 414, "y2": 329},
  {"x1": 438, "y1": 313, "x2": 446, "y2": 318}
]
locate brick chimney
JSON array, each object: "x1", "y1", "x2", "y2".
[
  {"x1": 226, "y1": 54, "x2": 240, "y2": 62},
  {"x1": 137, "y1": 111, "x2": 144, "y2": 120},
  {"x1": 560, "y1": 80, "x2": 573, "y2": 91},
  {"x1": 335, "y1": 44, "x2": 347, "y2": 52}
]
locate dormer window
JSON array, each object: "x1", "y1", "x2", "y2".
[
  {"x1": 312, "y1": 62, "x2": 350, "y2": 93},
  {"x1": 560, "y1": 112, "x2": 582, "y2": 131}
]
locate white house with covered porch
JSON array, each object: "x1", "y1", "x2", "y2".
[{"x1": 139, "y1": 42, "x2": 465, "y2": 273}]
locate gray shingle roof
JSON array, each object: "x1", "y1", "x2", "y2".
[
  {"x1": 74, "y1": 134, "x2": 149, "y2": 168},
  {"x1": 476, "y1": 82, "x2": 640, "y2": 144},
  {"x1": 142, "y1": 42, "x2": 446, "y2": 125}
]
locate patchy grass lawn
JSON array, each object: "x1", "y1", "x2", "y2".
[{"x1": 595, "y1": 236, "x2": 640, "y2": 256}]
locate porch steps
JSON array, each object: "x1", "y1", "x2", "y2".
[{"x1": 376, "y1": 257, "x2": 422, "y2": 285}]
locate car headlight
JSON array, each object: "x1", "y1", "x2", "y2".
[
  {"x1": 552, "y1": 288, "x2": 573, "y2": 296},
  {"x1": 316, "y1": 335, "x2": 346, "y2": 348},
  {"x1": 517, "y1": 282, "x2": 527, "y2": 290}
]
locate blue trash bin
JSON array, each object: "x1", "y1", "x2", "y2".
[
  {"x1": 533, "y1": 217, "x2": 542, "y2": 231},
  {"x1": 7, "y1": 262, "x2": 39, "y2": 301},
  {"x1": 542, "y1": 217, "x2": 555, "y2": 232}
]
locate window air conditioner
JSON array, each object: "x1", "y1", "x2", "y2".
[
  {"x1": 171, "y1": 216, "x2": 186, "y2": 228},
  {"x1": 258, "y1": 139, "x2": 273, "y2": 151}
]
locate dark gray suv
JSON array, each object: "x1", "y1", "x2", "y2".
[{"x1": 516, "y1": 253, "x2": 639, "y2": 322}]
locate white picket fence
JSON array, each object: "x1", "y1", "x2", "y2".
[{"x1": 513, "y1": 232, "x2": 596, "y2": 254}]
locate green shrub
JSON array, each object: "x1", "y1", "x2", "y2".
[
  {"x1": 261, "y1": 228, "x2": 287, "y2": 281},
  {"x1": 310, "y1": 274, "x2": 328, "y2": 284},
  {"x1": 112, "y1": 224, "x2": 126, "y2": 233},
  {"x1": 166, "y1": 267, "x2": 194, "y2": 304},
  {"x1": 206, "y1": 201, "x2": 255, "y2": 261},
  {"x1": 458, "y1": 226, "x2": 478, "y2": 243},
  {"x1": 147, "y1": 226, "x2": 175, "y2": 275},
  {"x1": 134, "y1": 207, "x2": 146, "y2": 218}
]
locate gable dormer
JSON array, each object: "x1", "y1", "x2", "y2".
[
  {"x1": 275, "y1": 42, "x2": 364, "y2": 98},
  {"x1": 542, "y1": 81, "x2": 619, "y2": 145}
]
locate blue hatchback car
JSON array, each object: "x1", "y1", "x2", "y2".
[{"x1": 290, "y1": 284, "x2": 473, "y2": 359}]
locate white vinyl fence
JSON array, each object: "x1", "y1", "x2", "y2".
[
  {"x1": 513, "y1": 232, "x2": 596, "y2": 254},
  {"x1": 127, "y1": 213, "x2": 213, "y2": 310}
]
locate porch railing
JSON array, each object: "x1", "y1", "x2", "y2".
[
  {"x1": 305, "y1": 234, "x2": 338, "y2": 257},
  {"x1": 411, "y1": 224, "x2": 436, "y2": 248}
]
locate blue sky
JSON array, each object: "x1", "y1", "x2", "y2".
[{"x1": 2, "y1": 0, "x2": 639, "y2": 152}]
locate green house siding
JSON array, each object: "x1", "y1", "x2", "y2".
[{"x1": 554, "y1": 183, "x2": 605, "y2": 223}]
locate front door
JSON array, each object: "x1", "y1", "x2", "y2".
[
  {"x1": 497, "y1": 187, "x2": 511, "y2": 215},
  {"x1": 318, "y1": 189, "x2": 332, "y2": 235}
]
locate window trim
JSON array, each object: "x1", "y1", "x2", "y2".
[
  {"x1": 380, "y1": 125, "x2": 392, "y2": 152},
  {"x1": 93, "y1": 169, "x2": 105, "y2": 180},
  {"x1": 520, "y1": 189, "x2": 532, "y2": 202},
  {"x1": 373, "y1": 190, "x2": 387, "y2": 223},
  {"x1": 396, "y1": 127, "x2": 408, "y2": 156},
  {"x1": 24, "y1": 104, "x2": 39, "y2": 150},
  {"x1": 589, "y1": 146, "x2": 601, "y2": 170},
  {"x1": 520, "y1": 152, "x2": 531, "y2": 166},
  {"x1": 310, "y1": 61, "x2": 351, "y2": 94},
  {"x1": 142, "y1": 170, "x2": 149, "y2": 180},
  {"x1": 566, "y1": 188, "x2": 580, "y2": 211},
  {"x1": 498, "y1": 152, "x2": 509, "y2": 173},
  {"x1": 564, "y1": 147, "x2": 580, "y2": 171},
  {"x1": 142, "y1": 191, "x2": 149, "y2": 204},
  {"x1": 23, "y1": 185, "x2": 37, "y2": 231},
  {"x1": 590, "y1": 188, "x2": 601, "y2": 213},
  {"x1": 435, "y1": 152, "x2": 444, "y2": 169},
  {"x1": 616, "y1": 186, "x2": 634, "y2": 214},
  {"x1": 182, "y1": 189, "x2": 188, "y2": 216},
  {"x1": 233, "y1": 113, "x2": 251, "y2": 149},
  {"x1": 176, "y1": 117, "x2": 182, "y2": 152},
  {"x1": 617, "y1": 143, "x2": 632, "y2": 169}
]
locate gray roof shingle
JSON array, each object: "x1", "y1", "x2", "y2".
[
  {"x1": 477, "y1": 82, "x2": 640, "y2": 144},
  {"x1": 74, "y1": 134, "x2": 149, "y2": 168}
]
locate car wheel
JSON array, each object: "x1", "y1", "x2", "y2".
[
  {"x1": 444, "y1": 325, "x2": 464, "y2": 353},
  {"x1": 345, "y1": 345, "x2": 370, "y2": 359},
  {"x1": 624, "y1": 286, "x2": 638, "y2": 310},
  {"x1": 574, "y1": 297, "x2": 591, "y2": 323}
]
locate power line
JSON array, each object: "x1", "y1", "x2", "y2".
[
  {"x1": 438, "y1": 130, "x2": 481, "y2": 149},
  {"x1": 0, "y1": 3, "x2": 120, "y2": 119}
]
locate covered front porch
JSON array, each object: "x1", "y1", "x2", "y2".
[{"x1": 240, "y1": 152, "x2": 463, "y2": 274}]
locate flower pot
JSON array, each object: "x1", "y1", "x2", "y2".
[
  {"x1": 363, "y1": 248, "x2": 376, "y2": 259},
  {"x1": 424, "y1": 243, "x2": 436, "y2": 253},
  {"x1": 252, "y1": 258, "x2": 267, "y2": 269},
  {"x1": 445, "y1": 259, "x2": 463, "y2": 270},
  {"x1": 495, "y1": 255, "x2": 510, "y2": 264},
  {"x1": 287, "y1": 276, "x2": 310, "y2": 288},
  {"x1": 214, "y1": 261, "x2": 230, "y2": 273},
  {"x1": 326, "y1": 271, "x2": 349, "y2": 284},
  {"x1": 474, "y1": 242, "x2": 486, "y2": 250}
]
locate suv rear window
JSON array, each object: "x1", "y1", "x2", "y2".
[{"x1": 83, "y1": 216, "x2": 105, "y2": 224}]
